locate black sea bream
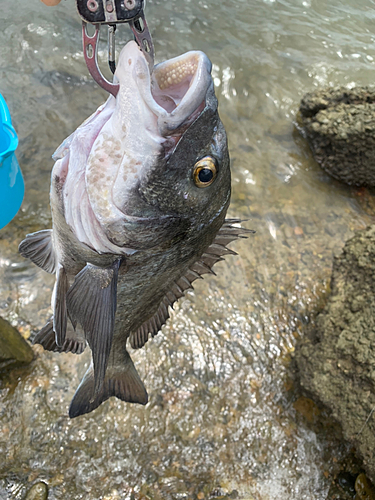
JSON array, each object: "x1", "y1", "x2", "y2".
[{"x1": 19, "y1": 41, "x2": 248, "y2": 418}]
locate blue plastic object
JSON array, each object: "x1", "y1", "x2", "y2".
[{"x1": 0, "y1": 93, "x2": 24, "y2": 230}]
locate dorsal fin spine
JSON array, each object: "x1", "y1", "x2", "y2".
[
  {"x1": 172, "y1": 283, "x2": 184, "y2": 297},
  {"x1": 167, "y1": 291, "x2": 177, "y2": 303},
  {"x1": 177, "y1": 276, "x2": 192, "y2": 291},
  {"x1": 207, "y1": 243, "x2": 237, "y2": 256},
  {"x1": 129, "y1": 218, "x2": 253, "y2": 350},
  {"x1": 185, "y1": 269, "x2": 202, "y2": 281},
  {"x1": 163, "y1": 296, "x2": 173, "y2": 308},
  {"x1": 160, "y1": 302, "x2": 169, "y2": 317},
  {"x1": 191, "y1": 261, "x2": 212, "y2": 275}
]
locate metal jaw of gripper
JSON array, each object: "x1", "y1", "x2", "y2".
[{"x1": 76, "y1": 0, "x2": 154, "y2": 97}]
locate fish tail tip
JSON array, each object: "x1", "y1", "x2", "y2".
[
  {"x1": 68, "y1": 357, "x2": 148, "y2": 418},
  {"x1": 68, "y1": 403, "x2": 87, "y2": 419}
]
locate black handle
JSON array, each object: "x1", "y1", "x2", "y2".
[{"x1": 76, "y1": 0, "x2": 143, "y2": 25}]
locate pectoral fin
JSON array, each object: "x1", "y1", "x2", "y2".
[
  {"x1": 66, "y1": 259, "x2": 121, "y2": 394},
  {"x1": 69, "y1": 351, "x2": 148, "y2": 418},
  {"x1": 19, "y1": 230, "x2": 57, "y2": 274}
]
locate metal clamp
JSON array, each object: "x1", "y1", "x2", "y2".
[
  {"x1": 77, "y1": 0, "x2": 154, "y2": 96},
  {"x1": 82, "y1": 23, "x2": 120, "y2": 97},
  {"x1": 76, "y1": 0, "x2": 143, "y2": 25}
]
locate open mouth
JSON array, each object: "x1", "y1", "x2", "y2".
[
  {"x1": 152, "y1": 52, "x2": 204, "y2": 114},
  {"x1": 117, "y1": 42, "x2": 213, "y2": 136}
]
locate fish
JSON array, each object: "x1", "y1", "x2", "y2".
[{"x1": 19, "y1": 40, "x2": 250, "y2": 418}]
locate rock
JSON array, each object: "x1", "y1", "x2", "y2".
[
  {"x1": 297, "y1": 86, "x2": 375, "y2": 187},
  {"x1": 355, "y1": 473, "x2": 375, "y2": 500},
  {"x1": 0, "y1": 317, "x2": 33, "y2": 370},
  {"x1": 295, "y1": 225, "x2": 375, "y2": 483},
  {"x1": 24, "y1": 481, "x2": 49, "y2": 500}
]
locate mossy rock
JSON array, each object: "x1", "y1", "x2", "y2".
[
  {"x1": 295, "y1": 225, "x2": 375, "y2": 484},
  {"x1": 0, "y1": 316, "x2": 33, "y2": 370},
  {"x1": 298, "y1": 86, "x2": 375, "y2": 187}
]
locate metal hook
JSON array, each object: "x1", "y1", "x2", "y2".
[
  {"x1": 129, "y1": 10, "x2": 154, "y2": 72},
  {"x1": 82, "y1": 22, "x2": 120, "y2": 97}
]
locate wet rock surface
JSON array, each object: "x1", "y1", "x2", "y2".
[
  {"x1": 0, "y1": 316, "x2": 33, "y2": 370},
  {"x1": 298, "y1": 86, "x2": 375, "y2": 187},
  {"x1": 295, "y1": 225, "x2": 375, "y2": 483}
]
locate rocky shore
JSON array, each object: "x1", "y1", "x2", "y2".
[{"x1": 295, "y1": 225, "x2": 375, "y2": 483}]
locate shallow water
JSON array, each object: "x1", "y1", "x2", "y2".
[{"x1": 1, "y1": 0, "x2": 375, "y2": 499}]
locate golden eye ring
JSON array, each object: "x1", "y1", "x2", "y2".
[{"x1": 193, "y1": 157, "x2": 217, "y2": 188}]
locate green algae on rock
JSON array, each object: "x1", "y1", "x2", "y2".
[
  {"x1": 0, "y1": 316, "x2": 33, "y2": 370},
  {"x1": 298, "y1": 87, "x2": 375, "y2": 187},
  {"x1": 295, "y1": 225, "x2": 375, "y2": 484}
]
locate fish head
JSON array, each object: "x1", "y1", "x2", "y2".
[
  {"x1": 56, "y1": 41, "x2": 230, "y2": 254},
  {"x1": 113, "y1": 41, "x2": 231, "y2": 247}
]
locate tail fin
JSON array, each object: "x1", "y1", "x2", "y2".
[{"x1": 69, "y1": 351, "x2": 148, "y2": 418}]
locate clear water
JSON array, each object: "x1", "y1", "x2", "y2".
[{"x1": 1, "y1": 0, "x2": 375, "y2": 498}]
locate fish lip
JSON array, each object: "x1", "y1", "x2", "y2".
[{"x1": 116, "y1": 41, "x2": 213, "y2": 136}]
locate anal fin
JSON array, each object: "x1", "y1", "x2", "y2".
[
  {"x1": 66, "y1": 259, "x2": 121, "y2": 394},
  {"x1": 69, "y1": 351, "x2": 148, "y2": 418},
  {"x1": 19, "y1": 230, "x2": 57, "y2": 274}
]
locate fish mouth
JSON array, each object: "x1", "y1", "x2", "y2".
[
  {"x1": 116, "y1": 41, "x2": 213, "y2": 137},
  {"x1": 151, "y1": 51, "x2": 210, "y2": 124}
]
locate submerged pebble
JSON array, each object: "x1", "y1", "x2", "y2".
[
  {"x1": 355, "y1": 473, "x2": 375, "y2": 500},
  {"x1": 24, "y1": 482, "x2": 48, "y2": 500}
]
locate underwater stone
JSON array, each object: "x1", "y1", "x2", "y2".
[
  {"x1": 295, "y1": 225, "x2": 375, "y2": 484},
  {"x1": 0, "y1": 316, "x2": 33, "y2": 370},
  {"x1": 24, "y1": 481, "x2": 49, "y2": 500},
  {"x1": 297, "y1": 86, "x2": 375, "y2": 187}
]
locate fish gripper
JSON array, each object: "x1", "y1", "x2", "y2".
[{"x1": 77, "y1": 0, "x2": 154, "y2": 96}]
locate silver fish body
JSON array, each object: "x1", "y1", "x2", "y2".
[{"x1": 19, "y1": 41, "x2": 249, "y2": 418}]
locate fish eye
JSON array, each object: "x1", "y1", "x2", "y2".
[{"x1": 193, "y1": 157, "x2": 217, "y2": 188}]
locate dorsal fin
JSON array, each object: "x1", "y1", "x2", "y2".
[
  {"x1": 19, "y1": 230, "x2": 57, "y2": 274},
  {"x1": 130, "y1": 296, "x2": 171, "y2": 349},
  {"x1": 129, "y1": 219, "x2": 253, "y2": 349}
]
